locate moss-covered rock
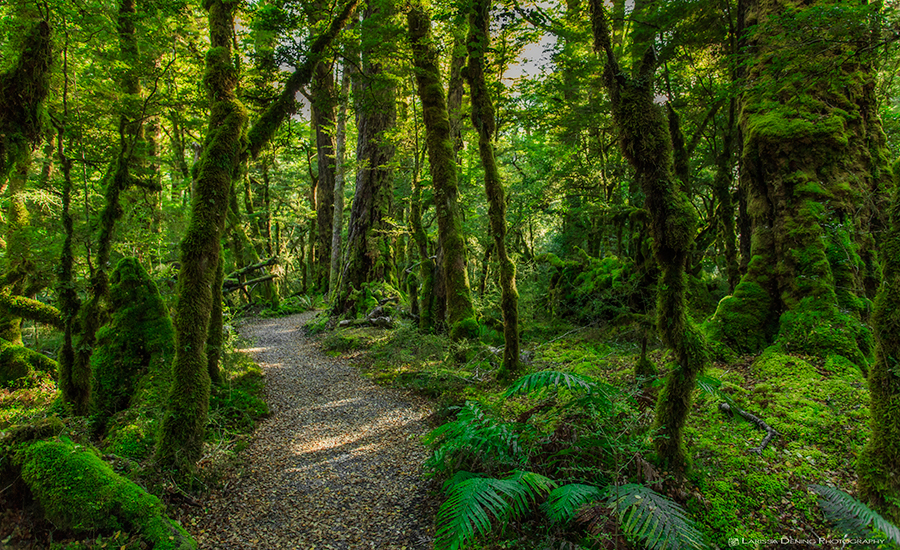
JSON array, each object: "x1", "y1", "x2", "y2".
[
  {"x1": 19, "y1": 439, "x2": 195, "y2": 549},
  {"x1": 0, "y1": 337, "x2": 57, "y2": 385},
  {"x1": 90, "y1": 258, "x2": 175, "y2": 430}
]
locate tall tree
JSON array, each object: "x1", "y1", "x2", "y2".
[
  {"x1": 407, "y1": 2, "x2": 478, "y2": 339},
  {"x1": 705, "y1": 1, "x2": 892, "y2": 363},
  {"x1": 857, "y1": 163, "x2": 900, "y2": 524},
  {"x1": 590, "y1": 0, "x2": 708, "y2": 477},
  {"x1": 335, "y1": 0, "x2": 398, "y2": 314},
  {"x1": 156, "y1": 0, "x2": 248, "y2": 472},
  {"x1": 329, "y1": 62, "x2": 351, "y2": 300},
  {"x1": 0, "y1": 3, "x2": 52, "y2": 346},
  {"x1": 466, "y1": 0, "x2": 520, "y2": 376},
  {"x1": 311, "y1": 4, "x2": 337, "y2": 291}
]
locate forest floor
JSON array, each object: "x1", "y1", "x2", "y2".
[{"x1": 181, "y1": 311, "x2": 438, "y2": 550}]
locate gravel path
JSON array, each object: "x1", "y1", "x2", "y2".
[{"x1": 192, "y1": 312, "x2": 437, "y2": 549}]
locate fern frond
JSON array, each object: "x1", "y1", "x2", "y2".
[
  {"x1": 435, "y1": 470, "x2": 554, "y2": 550},
  {"x1": 607, "y1": 484, "x2": 708, "y2": 550},
  {"x1": 504, "y1": 370, "x2": 596, "y2": 397},
  {"x1": 544, "y1": 483, "x2": 606, "y2": 524},
  {"x1": 424, "y1": 401, "x2": 524, "y2": 473},
  {"x1": 810, "y1": 484, "x2": 900, "y2": 546}
]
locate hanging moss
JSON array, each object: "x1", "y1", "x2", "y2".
[
  {"x1": 90, "y1": 258, "x2": 174, "y2": 428},
  {"x1": 18, "y1": 439, "x2": 195, "y2": 549}
]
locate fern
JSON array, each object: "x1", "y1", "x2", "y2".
[
  {"x1": 543, "y1": 483, "x2": 606, "y2": 524},
  {"x1": 436, "y1": 470, "x2": 557, "y2": 550},
  {"x1": 810, "y1": 484, "x2": 900, "y2": 546},
  {"x1": 503, "y1": 370, "x2": 597, "y2": 397},
  {"x1": 424, "y1": 401, "x2": 525, "y2": 474},
  {"x1": 607, "y1": 484, "x2": 708, "y2": 550}
]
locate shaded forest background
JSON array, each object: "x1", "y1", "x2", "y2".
[{"x1": 2, "y1": 0, "x2": 900, "y2": 547}]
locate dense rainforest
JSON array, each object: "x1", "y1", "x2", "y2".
[{"x1": 1, "y1": 0, "x2": 900, "y2": 547}]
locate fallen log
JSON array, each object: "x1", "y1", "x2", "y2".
[{"x1": 223, "y1": 274, "x2": 277, "y2": 294}]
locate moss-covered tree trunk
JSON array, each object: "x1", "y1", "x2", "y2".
[
  {"x1": 705, "y1": 0, "x2": 892, "y2": 363},
  {"x1": 465, "y1": 0, "x2": 520, "y2": 376},
  {"x1": 407, "y1": 4, "x2": 477, "y2": 339},
  {"x1": 0, "y1": 6, "x2": 51, "y2": 346},
  {"x1": 66, "y1": 0, "x2": 151, "y2": 413},
  {"x1": 591, "y1": 0, "x2": 707, "y2": 478},
  {"x1": 329, "y1": 63, "x2": 351, "y2": 301},
  {"x1": 312, "y1": 45, "x2": 337, "y2": 292},
  {"x1": 156, "y1": 0, "x2": 248, "y2": 473},
  {"x1": 335, "y1": 0, "x2": 398, "y2": 315},
  {"x1": 857, "y1": 165, "x2": 900, "y2": 524}
]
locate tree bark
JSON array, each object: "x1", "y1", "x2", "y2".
[
  {"x1": 312, "y1": 50, "x2": 337, "y2": 291},
  {"x1": 407, "y1": 4, "x2": 477, "y2": 339},
  {"x1": 329, "y1": 62, "x2": 351, "y2": 301},
  {"x1": 705, "y1": 0, "x2": 892, "y2": 364},
  {"x1": 466, "y1": 0, "x2": 520, "y2": 377},
  {"x1": 156, "y1": 0, "x2": 248, "y2": 473},
  {"x1": 335, "y1": 0, "x2": 398, "y2": 315}
]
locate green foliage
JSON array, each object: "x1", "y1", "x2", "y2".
[
  {"x1": 607, "y1": 483, "x2": 708, "y2": 550},
  {"x1": 542, "y1": 483, "x2": 605, "y2": 524},
  {"x1": 810, "y1": 484, "x2": 900, "y2": 546},
  {"x1": 541, "y1": 252, "x2": 641, "y2": 325},
  {"x1": 259, "y1": 294, "x2": 319, "y2": 317},
  {"x1": 90, "y1": 258, "x2": 175, "y2": 426},
  {"x1": 425, "y1": 401, "x2": 527, "y2": 475},
  {"x1": 435, "y1": 469, "x2": 556, "y2": 550},
  {"x1": 503, "y1": 370, "x2": 596, "y2": 397},
  {"x1": 0, "y1": 337, "x2": 57, "y2": 386},
  {"x1": 19, "y1": 439, "x2": 195, "y2": 549}
]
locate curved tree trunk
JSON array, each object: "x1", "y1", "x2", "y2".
[
  {"x1": 156, "y1": 0, "x2": 248, "y2": 473},
  {"x1": 591, "y1": 0, "x2": 707, "y2": 478},
  {"x1": 465, "y1": 0, "x2": 520, "y2": 377}
]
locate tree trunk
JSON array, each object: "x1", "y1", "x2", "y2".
[
  {"x1": 466, "y1": 0, "x2": 520, "y2": 377},
  {"x1": 156, "y1": 0, "x2": 248, "y2": 473},
  {"x1": 705, "y1": 0, "x2": 891, "y2": 363},
  {"x1": 329, "y1": 62, "x2": 351, "y2": 301},
  {"x1": 0, "y1": 8, "x2": 51, "y2": 347},
  {"x1": 335, "y1": 0, "x2": 398, "y2": 315},
  {"x1": 857, "y1": 164, "x2": 900, "y2": 524},
  {"x1": 407, "y1": 4, "x2": 477, "y2": 339},
  {"x1": 312, "y1": 53, "x2": 337, "y2": 292},
  {"x1": 591, "y1": 0, "x2": 707, "y2": 478}
]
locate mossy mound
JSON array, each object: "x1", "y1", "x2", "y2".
[
  {"x1": 0, "y1": 337, "x2": 57, "y2": 386},
  {"x1": 18, "y1": 438, "x2": 195, "y2": 549},
  {"x1": 90, "y1": 258, "x2": 175, "y2": 437}
]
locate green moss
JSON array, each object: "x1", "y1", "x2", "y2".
[
  {"x1": 0, "y1": 337, "x2": 57, "y2": 385},
  {"x1": 19, "y1": 439, "x2": 195, "y2": 549},
  {"x1": 91, "y1": 258, "x2": 175, "y2": 426},
  {"x1": 776, "y1": 300, "x2": 871, "y2": 368}
]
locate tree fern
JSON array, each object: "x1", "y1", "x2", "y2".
[
  {"x1": 810, "y1": 484, "x2": 900, "y2": 546},
  {"x1": 606, "y1": 483, "x2": 708, "y2": 550},
  {"x1": 543, "y1": 483, "x2": 606, "y2": 524},
  {"x1": 435, "y1": 470, "x2": 557, "y2": 550},
  {"x1": 503, "y1": 370, "x2": 597, "y2": 397},
  {"x1": 424, "y1": 401, "x2": 525, "y2": 474}
]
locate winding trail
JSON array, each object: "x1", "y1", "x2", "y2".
[{"x1": 191, "y1": 312, "x2": 436, "y2": 549}]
